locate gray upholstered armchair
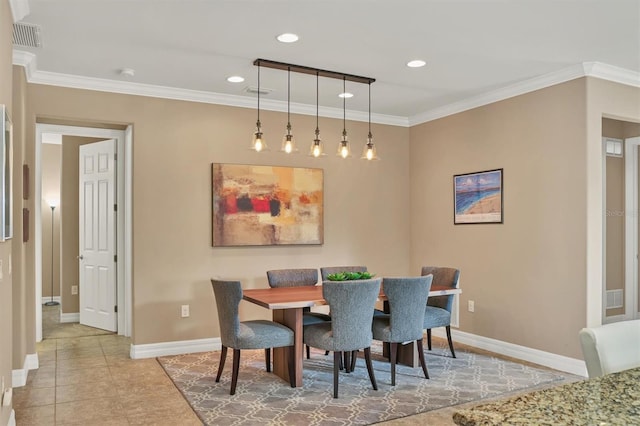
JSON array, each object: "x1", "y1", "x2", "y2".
[
  {"x1": 211, "y1": 279, "x2": 295, "y2": 395},
  {"x1": 421, "y1": 266, "x2": 460, "y2": 358},
  {"x1": 266, "y1": 268, "x2": 332, "y2": 359},
  {"x1": 303, "y1": 278, "x2": 382, "y2": 398},
  {"x1": 372, "y1": 276, "x2": 433, "y2": 385}
]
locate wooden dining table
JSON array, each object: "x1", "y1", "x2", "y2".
[{"x1": 243, "y1": 283, "x2": 462, "y2": 387}]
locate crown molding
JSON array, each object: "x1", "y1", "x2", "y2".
[
  {"x1": 584, "y1": 61, "x2": 640, "y2": 88},
  {"x1": 9, "y1": 0, "x2": 29, "y2": 22},
  {"x1": 409, "y1": 62, "x2": 640, "y2": 126},
  {"x1": 12, "y1": 49, "x2": 36, "y2": 80}
]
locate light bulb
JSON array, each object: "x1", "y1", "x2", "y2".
[
  {"x1": 255, "y1": 138, "x2": 263, "y2": 152},
  {"x1": 366, "y1": 148, "x2": 373, "y2": 160},
  {"x1": 340, "y1": 145, "x2": 349, "y2": 158},
  {"x1": 313, "y1": 145, "x2": 321, "y2": 157},
  {"x1": 284, "y1": 140, "x2": 292, "y2": 153}
]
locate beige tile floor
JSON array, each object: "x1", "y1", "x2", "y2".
[{"x1": 15, "y1": 306, "x2": 579, "y2": 425}]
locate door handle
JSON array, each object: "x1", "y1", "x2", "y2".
[{"x1": 77, "y1": 255, "x2": 84, "y2": 260}]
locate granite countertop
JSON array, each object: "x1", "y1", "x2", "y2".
[{"x1": 452, "y1": 367, "x2": 640, "y2": 425}]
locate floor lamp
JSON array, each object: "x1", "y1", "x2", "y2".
[{"x1": 44, "y1": 199, "x2": 59, "y2": 306}]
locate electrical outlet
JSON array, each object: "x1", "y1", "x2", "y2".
[
  {"x1": 181, "y1": 305, "x2": 190, "y2": 318},
  {"x1": 71, "y1": 285, "x2": 78, "y2": 295},
  {"x1": 468, "y1": 300, "x2": 475, "y2": 313}
]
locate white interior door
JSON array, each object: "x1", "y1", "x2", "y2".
[{"x1": 79, "y1": 139, "x2": 117, "y2": 331}]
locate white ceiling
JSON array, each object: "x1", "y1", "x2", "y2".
[{"x1": 10, "y1": 0, "x2": 640, "y2": 125}]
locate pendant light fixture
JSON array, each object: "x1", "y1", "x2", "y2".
[
  {"x1": 250, "y1": 63, "x2": 267, "y2": 151},
  {"x1": 336, "y1": 76, "x2": 351, "y2": 158},
  {"x1": 361, "y1": 82, "x2": 379, "y2": 161},
  {"x1": 309, "y1": 71, "x2": 325, "y2": 157},
  {"x1": 281, "y1": 67, "x2": 298, "y2": 153},
  {"x1": 251, "y1": 58, "x2": 378, "y2": 160}
]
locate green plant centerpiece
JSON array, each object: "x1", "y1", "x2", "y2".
[{"x1": 326, "y1": 271, "x2": 375, "y2": 281}]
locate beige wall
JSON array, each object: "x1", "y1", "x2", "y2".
[
  {"x1": 60, "y1": 136, "x2": 103, "y2": 313},
  {"x1": 25, "y1": 83, "x2": 411, "y2": 344},
  {"x1": 410, "y1": 79, "x2": 589, "y2": 359},
  {"x1": 42, "y1": 144, "x2": 61, "y2": 299}
]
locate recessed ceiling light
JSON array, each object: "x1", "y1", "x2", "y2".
[
  {"x1": 277, "y1": 33, "x2": 299, "y2": 43},
  {"x1": 406, "y1": 60, "x2": 426, "y2": 68},
  {"x1": 227, "y1": 76, "x2": 245, "y2": 83},
  {"x1": 338, "y1": 92, "x2": 354, "y2": 98}
]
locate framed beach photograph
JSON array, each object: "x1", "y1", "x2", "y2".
[
  {"x1": 454, "y1": 168, "x2": 503, "y2": 224},
  {"x1": 212, "y1": 163, "x2": 324, "y2": 246}
]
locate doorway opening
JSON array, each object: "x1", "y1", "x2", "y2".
[
  {"x1": 602, "y1": 117, "x2": 640, "y2": 323},
  {"x1": 35, "y1": 123, "x2": 132, "y2": 342}
]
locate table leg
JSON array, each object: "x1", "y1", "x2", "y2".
[
  {"x1": 272, "y1": 308, "x2": 303, "y2": 387},
  {"x1": 382, "y1": 341, "x2": 420, "y2": 367}
]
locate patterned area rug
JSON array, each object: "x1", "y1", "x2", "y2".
[{"x1": 157, "y1": 341, "x2": 565, "y2": 425}]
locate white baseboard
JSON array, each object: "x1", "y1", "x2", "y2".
[
  {"x1": 130, "y1": 337, "x2": 221, "y2": 359},
  {"x1": 25, "y1": 353, "x2": 39, "y2": 371},
  {"x1": 41, "y1": 296, "x2": 61, "y2": 305},
  {"x1": 60, "y1": 312, "x2": 80, "y2": 323},
  {"x1": 11, "y1": 353, "x2": 38, "y2": 388},
  {"x1": 8, "y1": 409, "x2": 16, "y2": 426},
  {"x1": 431, "y1": 328, "x2": 588, "y2": 377}
]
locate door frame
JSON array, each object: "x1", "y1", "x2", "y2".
[
  {"x1": 35, "y1": 124, "x2": 132, "y2": 340},
  {"x1": 625, "y1": 136, "x2": 640, "y2": 319}
]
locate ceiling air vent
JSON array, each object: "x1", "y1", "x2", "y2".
[
  {"x1": 13, "y1": 22, "x2": 42, "y2": 48},
  {"x1": 244, "y1": 86, "x2": 273, "y2": 96}
]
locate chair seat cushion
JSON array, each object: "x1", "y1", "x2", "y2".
[
  {"x1": 423, "y1": 306, "x2": 451, "y2": 329},
  {"x1": 303, "y1": 322, "x2": 372, "y2": 352},
  {"x1": 371, "y1": 317, "x2": 392, "y2": 341},
  {"x1": 373, "y1": 309, "x2": 387, "y2": 318},
  {"x1": 237, "y1": 320, "x2": 294, "y2": 349},
  {"x1": 303, "y1": 312, "x2": 332, "y2": 326}
]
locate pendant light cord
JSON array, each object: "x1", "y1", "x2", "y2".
[
  {"x1": 343, "y1": 77, "x2": 346, "y2": 134},
  {"x1": 368, "y1": 83, "x2": 372, "y2": 138},
  {"x1": 316, "y1": 72, "x2": 319, "y2": 131},
  {"x1": 257, "y1": 65, "x2": 261, "y2": 123},
  {"x1": 287, "y1": 67, "x2": 291, "y2": 127}
]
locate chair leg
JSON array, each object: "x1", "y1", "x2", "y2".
[
  {"x1": 350, "y1": 350, "x2": 357, "y2": 372},
  {"x1": 333, "y1": 351, "x2": 341, "y2": 398},
  {"x1": 446, "y1": 325, "x2": 456, "y2": 358},
  {"x1": 230, "y1": 349, "x2": 241, "y2": 395},
  {"x1": 416, "y1": 338, "x2": 430, "y2": 379},
  {"x1": 325, "y1": 350, "x2": 330, "y2": 356},
  {"x1": 344, "y1": 351, "x2": 351, "y2": 373},
  {"x1": 265, "y1": 348, "x2": 271, "y2": 372},
  {"x1": 363, "y1": 347, "x2": 377, "y2": 391},
  {"x1": 427, "y1": 329, "x2": 432, "y2": 350},
  {"x1": 306, "y1": 344, "x2": 311, "y2": 360},
  {"x1": 390, "y1": 342, "x2": 398, "y2": 386},
  {"x1": 288, "y1": 346, "x2": 296, "y2": 388},
  {"x1": 215, "y1": 345, "x2": 227, "y2": 382}
]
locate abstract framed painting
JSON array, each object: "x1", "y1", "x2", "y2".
[
  {"x1": 212, "y1": 163, "x2": 324, "y2": 246},
  {"x1": 453, "y1": 168, "x2": 503, "y2": 224}
]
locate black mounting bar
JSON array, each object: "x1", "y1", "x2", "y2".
[{"x1": 253, "y1": 58, "x2": 375, "y2": 85}]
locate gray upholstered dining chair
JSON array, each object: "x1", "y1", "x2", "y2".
[
  {"x1": 303, "y1": 278, "x2": 382, "y2": 398},
  {"x1": 266, "y1": 268, "x2": 332, "y2": 359},
  {"x1": 421, "y1": 266, "x2": 460, "y2": 358},
  {"x1": 372, "y1": 276, "x2": 433, "y2": 385},
  {"x1": 211, "y1": 279, "x2": 295, "y2": 395}
]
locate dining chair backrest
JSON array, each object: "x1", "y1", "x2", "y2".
[
  {"x1": 382, "y1": 276, "x2": 433, "y2": 342},
  {"x1": 320, "y1": 266, "x2": 368, "y2": 281},
  {"x1": 322, "y1": 278, "x2": 381, "y2": 351},
  {"x1": 266, "y1": 268, "x2": 318, "y2": 288},
  {"x1": 421, "y1": 266, "x2": 460, "y2": 312},
  {"x1": 211, "y1": 279, "x2": 242, "y2": 348}
]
